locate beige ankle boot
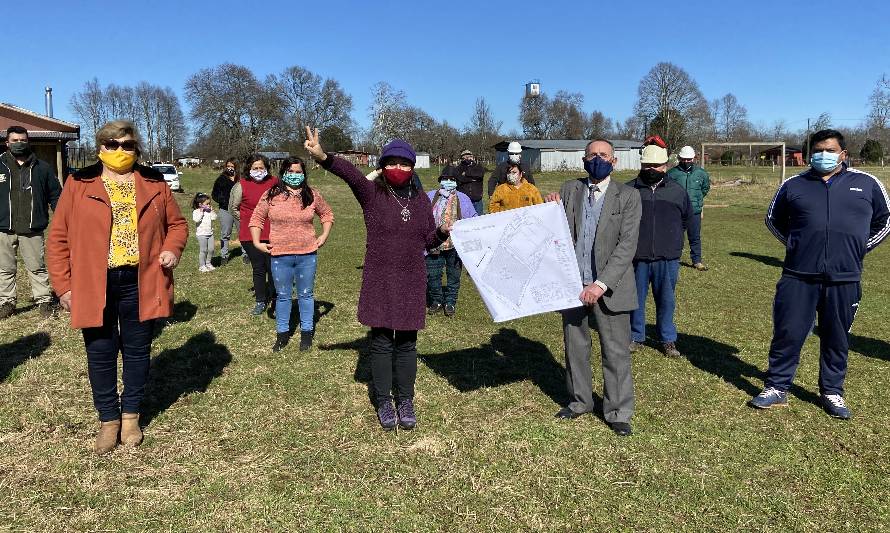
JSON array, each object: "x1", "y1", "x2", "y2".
[
  {"x1": 95, "y1": 419, "x2": 121, "y2": 455},
  {"x1": 120, "y1": 413, "x2": 143, "y2": 447}
]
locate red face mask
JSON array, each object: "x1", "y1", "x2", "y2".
[{"x1": 382, "y1": 167, "x2": 412, "y2": 187}]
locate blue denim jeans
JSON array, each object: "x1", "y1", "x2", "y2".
[
  {"x1": 472, "y1": 199, "x2": 484, "y2": 216},
  {"x1": 82, "y1": 267, "x2": 154, "y2": 421},
  {"x1": 425, "y1": 248, "x2": 462, "y2": 307},
  {"x1": 270, "y1": 252, "x2": 317, "y2": 333},
  {"x1": 686, "y1": 212, "x2": 703, "y2": 264},
  {"x1": 631, "y1": 259, "x2": 680, "y2": 343}
]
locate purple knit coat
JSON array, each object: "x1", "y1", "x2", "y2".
[{"x1": 321, "y1": 155, "x2": 442, "y2": 331}]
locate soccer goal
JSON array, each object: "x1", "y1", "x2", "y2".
[{"x1": 700, "y1": 142, "x2": 787, "y2": 183}]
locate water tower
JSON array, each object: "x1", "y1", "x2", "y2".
[{"x1": 525, "y1": 79, "x2": 541, "y2": 97}]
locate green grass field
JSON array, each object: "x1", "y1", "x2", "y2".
[{"x1": 1, "y1": 163, "x2": 888, "y2": 531}]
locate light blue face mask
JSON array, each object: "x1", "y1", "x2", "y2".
[
  {"x1": 811, "y1": 151, "x2": 841, "y2": 174},
  {"x1": 282, "y1": 172, "x2": 305, "y2": 187},
  {"x1": 440, "y1": 179, "x2": 457, "y2": 191}
]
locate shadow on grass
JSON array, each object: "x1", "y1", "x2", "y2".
[
  {"x1": 679, "y1": 332, "x2": 821, "y2": 407},
  {"x1": 153, "y1": 300, "x2": 198, "y2": 339},
  {"x1": 419, "y1": 327, "x2": 569, "y2": 407},
  {"x1": 0, "y1": 332, "x2": 51, "y2": 382},
  {"x1": 850, "y1": 334, "x2": 890, "y2": 362},
  {"x1": 142, "y1": 330, "x2": 231, "y2": 427},
  {"x1": 729, "y1": 251, "x2": 783, "y2": 268}
]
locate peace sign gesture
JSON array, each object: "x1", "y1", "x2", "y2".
[{"x1": 304, "y1": 126, "x2": 327, "y2": 162}]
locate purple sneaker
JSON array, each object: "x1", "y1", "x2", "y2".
[
  {"x1": 376, "y1": 401, "x2": 397, "y2": 431},
  {"x1": 396, "y1": 398, "x2": 416, "y2": 430}
]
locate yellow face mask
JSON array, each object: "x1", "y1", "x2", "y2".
[{"x1": 99, "y1": 150, "x2": 137, "y2": 173}]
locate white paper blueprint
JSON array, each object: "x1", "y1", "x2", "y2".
[{"x1": 450, "y1": 202, "x2": 584, "y2": 322}]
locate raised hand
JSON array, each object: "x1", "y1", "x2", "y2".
[{"x1": 303, "y1": 126, "x2": 327, "y2": 162}]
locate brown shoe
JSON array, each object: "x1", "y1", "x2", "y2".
[
  {"x1": 120, "y1": 413, "x2": 143, "y2": 447},
  {"x1": 693, "y1": 262, "x2": 709, "y2": 271},
  {"x1": 94, "y1": 419, "x2": 121, "y2": 455},
  {"x1": 662, "y1": 342, "x2": 682, "y2": 358},
  {"x1": 0, "y1": 302, "x2": 14, "y2": 319},
  {"x1": 629, "y1": 341, "x2": 643, "y2": 353},
  {"x1": 37, "y1": 302, "x2": 56, "y2": 318}
]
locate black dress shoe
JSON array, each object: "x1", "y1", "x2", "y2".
[
  {"x1": 610, "y1": 421, "x2": 632, "y2": 436},
  {"x1": 555, "y1": 407, "x2": 586, "y2": 419}
]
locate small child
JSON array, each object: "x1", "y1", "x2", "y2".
[{"x1": 192, "y1": 193, "x2": 218, "y2": 272}]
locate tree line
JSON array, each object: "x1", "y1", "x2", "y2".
[{"x1": 68, "y1": 62, "x2": 890, "y2": 164}]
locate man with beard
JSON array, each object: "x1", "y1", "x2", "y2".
[{"x1": 627, "y1": 144, "x2": 691, "y2": 358}]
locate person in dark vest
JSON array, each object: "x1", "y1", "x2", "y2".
[
  {"x1": 304, "y1": 127, "x2": 451, "y2": 431},
  {"x1": 0, "y1": 125, "x2": 62, "y2": 318},
  {"x1": 750, "y1": 129, "x2": 889, "y2": 419},
  {"x1": 426, "y1": 165, "x2": 477, "y2": 317},
  {"x1": 211, "y1": 157, "x2": 240, "y2": 265},
  {"x1": 455, "y1": 149, "x2": 487, "y2": 216},
  {"x1": 229, "y1": 154, "x2": 278, "y2": 316}
]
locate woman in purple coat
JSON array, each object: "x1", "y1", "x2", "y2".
[{"x1": 304, "y1": 127, "x2": 451, "y2": 431}]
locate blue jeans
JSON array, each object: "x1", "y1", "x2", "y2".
[
  {"x1": 472, "y1": 199, "x2": 484, "y2": 216},
  {"x1": 270, "y1": 253, "x2": 317, "y2": 333},
  {"x1": 686, "y1": 212, "x2": 703, "y2": 264},
  {"x1": 82, "y1": 267, "x2": 154, "y2": 421},
  {"x1": 631, "y1": 259, "x2": 680, "y2": 343},
  {"x1": 426, "y1": 248, "x2": 462, "y2": 307}
]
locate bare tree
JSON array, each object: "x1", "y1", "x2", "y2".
[
  {"x1": 545, "y1": 91, "x2": 585, "y2": 139},
  {"x1": 368, "y1": 82, "x2": 410, "y2": 148},
  {"x1": 868, "y1": 75, "x2": 890, "y2": 132},
  {"x1": 69, "y1": 78, "x2": 107, "y2": 148},
  {"x1": 519, "y1": 93, "x2": 548, "y2": 138},
  {"x1": 464, "y1": 97, "x2": 502, "y2": 161},
  {"x1": 711, "y1": 93, "x2": 750, "y2": 141},
  {"x1": 633, "y1": 62, "x2": 707, "y2": 149},
  {"x1": 269, "y1": 65, "x2": 353, "y2": 145},
  {"x1": 584, "y1": 110, "x2": 614, "y2": 139}
]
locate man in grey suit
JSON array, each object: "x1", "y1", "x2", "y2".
[{"x1": 546, "y1": 139, "x2": 642, "y2": 436}]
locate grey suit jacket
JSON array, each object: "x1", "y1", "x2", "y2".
[{"x1": 560, "y1": 177, "x2": 641, "y2": 313}]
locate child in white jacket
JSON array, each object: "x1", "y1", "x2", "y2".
[{"x1": 192, "y1": 192, "x2": 218, "y2": 272}]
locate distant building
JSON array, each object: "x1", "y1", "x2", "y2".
[
  {"x1": 414, "y1": 152, "x2": 430, "y2": 169},
  {"x1": 332, "y1": 150, "x2": 372, "y2": 167},
  {"x1": 258, "y1": 151, "x2": 290, "y2": 171},
  {"x1": 492, "y1": 139, "x2": 644, "y2": 172},
  {"x1": 0, "y1": 102, "x2": 80, "y2": 178},
  {"x1": 760, "y1": 146, "x2": 804, "y2": 166}
]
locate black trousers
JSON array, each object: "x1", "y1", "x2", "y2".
[
  {"x1": 82, "y1": 267, "x2": 154, "y2": 421},
  {"x1": 369, "y1": 328, "x2": 418, "y2": 404},
  {"x1": 242, "y1": 240, "x2": 275, "y2": 304}
]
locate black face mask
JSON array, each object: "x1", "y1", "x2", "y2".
[
  {"x1": 225, "y1": 168, "x2": 236, "y2": 176},
  {"x1": 678, "y1": 161, "x2": 693, "y2": 171},
  {"x1": 639, "y1": 168, "x2": 665, "y2": 185},
  {"x1": 8, "y1": 142, "x2": 31, "y2": 157},
  {"x1": 461, "y1": 159, "x2": 473, "y2": 166}
]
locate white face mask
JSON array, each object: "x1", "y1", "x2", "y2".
[
  {"x1": 507, "y1": 172, "x2": 521, "y2": 185},
  {"x1": 508, "y1": 154, "x2": 520, "y2": 164},
  {"x1": 249, "y1": 169, "x2": 268, "y2": 181}
]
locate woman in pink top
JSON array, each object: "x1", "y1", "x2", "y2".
[{"x1": 249, "y1": 156, "x2": 334, "y2": 352}]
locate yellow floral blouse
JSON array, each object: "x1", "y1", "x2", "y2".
[{"x1": 102, "y1": 179, "x2": 140, "y2": 268}]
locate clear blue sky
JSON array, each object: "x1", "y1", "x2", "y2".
[{"x1": 5, "y1": 0, "x2": 890, "y2": 137}]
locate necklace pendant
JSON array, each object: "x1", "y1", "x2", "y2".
[{"x1": 401, "y1": 207, "x2": 411, "y2": 222}]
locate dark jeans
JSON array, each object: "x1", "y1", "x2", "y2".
[
  {"x1": 631, "y1": 259, "x2": 680, "y2": 343},
  {"x1": 242, "y1": 240, "x2": 275, "y2": 304},
  {"x1": 472, "y1": 199, "x2": 484, "y2": 216},
  {"x1": 82, "y1": 267, "x2": 154, "y2": 422},
  {"x1": 369, "y1": 328, "x2": 417, "y2": 404},
  {"x1": 426, "y1": 249, "x2": 462, "y2": 307},
  {"x1": 686, "y1": 212, "x2": 703, "y2": 264},
  {"x1": 766, "y1": 276, "x2": 860, "y2": 396}
]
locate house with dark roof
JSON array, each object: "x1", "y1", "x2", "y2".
[
  {"x1": 492, "y1": 139, "x2": 644, "y2": 172},
  {"x1": 0, "y1": 103, "x2": 80, "y2": 178}
]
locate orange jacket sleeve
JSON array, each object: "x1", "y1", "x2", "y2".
[{"x1": 160, "y1": 184, "x2": 188, "y2": 259}]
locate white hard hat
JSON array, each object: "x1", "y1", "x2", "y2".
[
  {"x1": 640, "y1": 145, "x2": 669, "y2": 165},
  {"x1": 678, "y1": 146, "x2": 696, "y2": 159},
  {"x1": 507, "y1": 141, "x2": 522, "y2": 154}
]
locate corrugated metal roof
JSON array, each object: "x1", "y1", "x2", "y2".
[
  {"x1": 493, "y1": 139, "x2": 643, "y2": 151},
  {"x1": 258, "y1": 151, "x2": 290, "y2": 159},
  {"x1": 0, "y1": 131, "x2": 79, "y2": 140},
  {"x1": 0, "y1": 102, "x2": 80, "y2": 129}
]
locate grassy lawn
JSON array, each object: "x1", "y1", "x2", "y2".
[{"x1": 0, "y1": 163, "x2": 888, "y2": 530}]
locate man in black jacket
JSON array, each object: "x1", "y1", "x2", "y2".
[
  {"x1": 627, "y1": 144, "x2": 691, "y2": 357},
  {"x1": 488, "y1": 141, "x2": 535, "y2": 198},
  {"x1": 0, "y1": 126, "x2": 62, "y2": 318},
  {"x1": 455, "y1": 150, "x2": 487, "y2": 216}
]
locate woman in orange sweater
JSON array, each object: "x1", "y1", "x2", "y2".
[
  {"x1": 249, "y1": 156, "x2": 334, "y2": 352},
  {"x1": 488, "y1": 161, "x2": 543, "y2": 213}
]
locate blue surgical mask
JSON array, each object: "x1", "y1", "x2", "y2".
[
  {"x1": 583, "y1": 156, "x2": 612, "y2": 181},
  {"x1": 440, "y1": 179, "x2": 457, "y2": 191},
  {"x1": 811, "y1": 151, "x2": 841, "y2": 174},
  {"x1": 282, "y1": 172, "x2": 305, "y2": 187}
]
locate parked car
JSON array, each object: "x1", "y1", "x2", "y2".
[{"x1": 152, "y1": 164, "x2": 183, "y2": 192}]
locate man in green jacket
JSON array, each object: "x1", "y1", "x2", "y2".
[
  {"x1": 667, "y1": 146, "x2": 711, "y2": 271},
  {"x1": 0, "y1": 126, "x2": 62, "y2": 318}
]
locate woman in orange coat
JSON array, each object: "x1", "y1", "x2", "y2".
[{"x1": 47, "y1": 120, "x2": 188, "y2": 454}]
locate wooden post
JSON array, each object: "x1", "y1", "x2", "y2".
[{"x1": 781, "y1": 142, "x2": 786, "y2": 183}]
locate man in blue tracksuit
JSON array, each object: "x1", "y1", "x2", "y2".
[{"x1": 750, "y1": 129, "x2": 890, "y2": 419}]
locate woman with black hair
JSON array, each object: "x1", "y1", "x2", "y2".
[
  {"x1": 249, "y1": 157, "x2": 334, "y2": 351},
  {"x1": 304, "y1": 127, "x2": 451, "y2": 431},
  {"x1": 230, "y1": 154, "x2": 278, "y2": 316}
]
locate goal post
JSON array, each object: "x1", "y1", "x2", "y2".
[{"x1": 700, "y1": 141, "x2": 787, "y2": 184}]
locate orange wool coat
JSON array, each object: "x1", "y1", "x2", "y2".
[{"x1": 46, "y1": 163, "x2": 188, "y2": 329}]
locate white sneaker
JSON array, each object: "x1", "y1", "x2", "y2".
[
  {"x1": 205, "y1": 264, "x2": 216, "y2": 271},
  {"x1": 198, "y1": 265, "x2": 209, "y2": 273}
]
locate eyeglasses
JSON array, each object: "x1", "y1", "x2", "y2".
[
  {"x1": 583, "y1": 152, "x2": 610, "y2": 161},
  {"x1": 102, "y1": 140, "x2": 138, "y2": 152}
]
